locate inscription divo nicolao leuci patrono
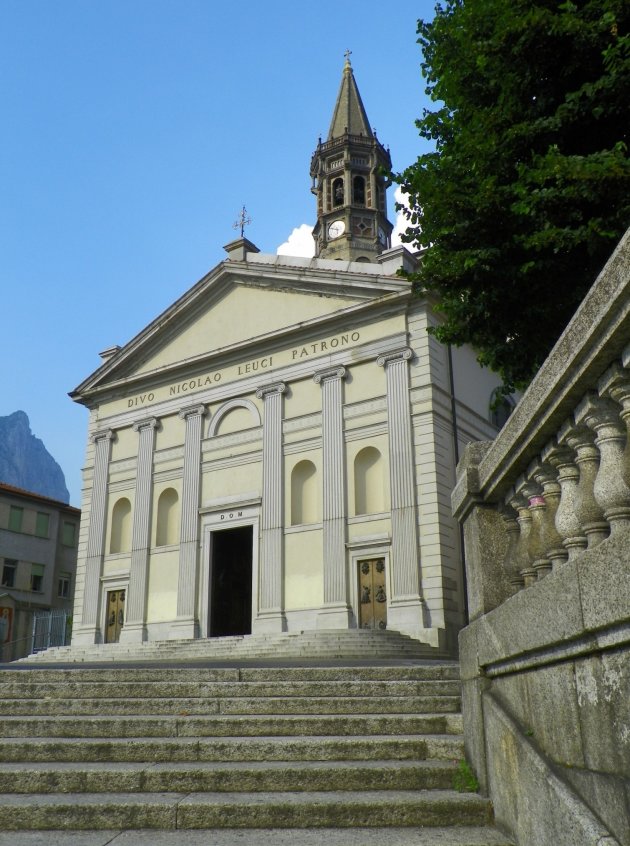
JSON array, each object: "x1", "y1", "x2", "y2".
[{"x1": 126, "y1": 331, "x2": 362, "y2": 408}]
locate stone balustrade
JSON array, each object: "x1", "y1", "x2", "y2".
[
  {"x1": 452, "y1": 229, "x2": 630, "y2": 617},
  {"x1": 452, "y1": 229, "x2": 630, "y2": 846}
]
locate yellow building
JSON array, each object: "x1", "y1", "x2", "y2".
[{"x1": 69, "y1": 60, "x2": 504, "y2": 655}]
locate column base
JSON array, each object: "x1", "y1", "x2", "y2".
[
  {"x1": 252, "y1": 611, "x2": 287, "y2": 635},
  {"x1": 118, "y1": 622, "x2": 147, "y2": 644},
  {"x1": 387, "y1": 598, "x2": 431, "y2": 642},
  {"x1": 70, "y1": 625, "x2": 102, "y2": 646},
  {"x1": 316, "y1": 604, "x2": 353, "y2": 629},
  {"x1": 168, "y1": 618, "x2": 199, "y2": 640}
]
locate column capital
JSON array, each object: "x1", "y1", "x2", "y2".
[
  {"x1": 178, "y1": 403, "x2": 207, "y2": 421},
  {"x1": 313, "y1": 366, "x2": 347, "y2": 385},
  {"x1": 256, "y1": 381, "x2": 287, "y2": 399},
  {"x1": 91, "y1": 428, "x2": 115, "y2": 444},
  {"x1": 376, "y1": 347, "x2": 413, "y2": 368},
  {"x1": 132, "y1": 416, "x2": 159, "y2": 433}
]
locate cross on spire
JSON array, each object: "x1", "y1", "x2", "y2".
[
  {"x1": 344, "y1": 49, "x2": 352, "y2": 67},
  {"x1": 233, "y1": 205, "x2": 252, "y2": 238}
]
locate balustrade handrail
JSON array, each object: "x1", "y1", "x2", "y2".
[{"x1": 453, "y1": 227, "x2": 630, "y2": 514}]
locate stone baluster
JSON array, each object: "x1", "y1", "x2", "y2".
[
  {"x1": 516, "y1": 476, "x2": 546, "y2": 586},
  {"x1": 500, "y1": 501, "x2": 524, "y2": 593},
  {"x1": 170, "y1": 403, "x2": 207, "y2": 639},
  {"x1": 529, "y1": 459, "x2": 567, "y2": 575},
  {"x1": 314, "y1": 366, "x2": 351, "y2": 628},
  {"x1": 77, "y1": 428, "x2": 115, "y2": 644},
  {"x1": 575, "y1": 391, "x2": 630, "y2": 536},
  {"x1": 507, "y1": 488, "x2": 533, "y2": 587},
  {"x1": 557, "y1": 419, "x2": 609, "y2": 548},
  {"x1": 541, "y1": 440, "x2": 587, "y2": 559},
  {"x1": 254, "y1": 382, "x2": 288, "y2": 633},
  {"x1": 599, "y1": 361, "x2": 630, "y2": 486}
]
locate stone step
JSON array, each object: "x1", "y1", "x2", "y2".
[
  {"x1": 0, "y1": 679, "x2": 461, "y2": 699},
  {"x1": 0, "y1": 664, "x2": 460, "y2": 682},
  {"x1": 0, "y1": 694, "x2": 461, "y2": 717},
  {"x1": 0, "y1": 733, "x2": 464, "y2": 763},
  {"x1": 0, "y1": 759, "x2": 457, "y2": 793},
  {"x1": 19, "y1": 630, "x2": 447, "y2": 664},
  {"x1": 0, "y1": 789, "x2": 494, "y2": 830},
  {"x1": 0, "y1": 827, "x2": 514, "y2": 845},
  {"x1": 0, "y1": 712, "x2": 462, "y2": 738}
]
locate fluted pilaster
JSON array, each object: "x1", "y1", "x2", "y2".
[
  {"x1": 120, "y1": 417, "x2": 158, "y2": 642},
  {"x1": 377, "y1": 348, "x2": 424, "y2": 635},
  {"x1": 170, "y1": 404, "x2": 207, "y2": 639},
  {"x1": 80, "y1": 429, "x2": 115, "y2": 638},
  {"x1": 314, "y1": 366, "x2": 350, "y2": 627},
  {"x1": 253, "y1": 382, "x2": 287, "y2": 633}
]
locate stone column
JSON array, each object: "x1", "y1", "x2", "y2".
[
  {"x1": 119, "y1": 417, "x2": 158, "y2": 643},
  {"x1": 314, "y1": 366, "x2": 351, "y2": 628},
  {"x1": 170, "y1": 404, "x2": 207, "y2": 640},
  {"x1": 253, "y1": 382, "x2": 287, "y2": 634},
  {"x1": 75, "y1": 428, "x2": 115, "y2": 645},
  {"x1": 377, "y1": 348, "x2": 424, "y2": 637}
]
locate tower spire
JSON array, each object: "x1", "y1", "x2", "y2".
[{"x1": 310, "y1": 58, "x2": 393, "y2": 263}]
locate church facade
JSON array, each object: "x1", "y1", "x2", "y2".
[{"x1": 70, "y1": 60, "x2": 503, "y2": 655}]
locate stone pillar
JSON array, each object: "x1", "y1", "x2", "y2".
[
  {"x1": 529, "y1": 460, "x2": 568, "y2": 576},
  {"x1": 75, "y1": 428, "x2": 115, "y2": 645},
  {"x1": 314, "y1": 366, "x2": 351, "y2": 629},
  {"x1": 510, "y1": 486, "x2": 536, "y2": 587},
  {"x1": 119, "y1": 417, "x2": 158, "y2": 643},
  {"x1": 170, "y1": 404, "x2": 207, "y2": 640},
  {"x1": 377, "y1": 348, "x2": 425, "y2": 637},
  {"x1": 253, "y1": 382, "x2": 287, "y2": 634}
]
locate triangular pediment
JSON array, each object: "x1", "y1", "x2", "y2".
[
  {"x1": 133, "y1": 282, "x2": 360, "y2": 377},
  {"x1": 72, "y1": 255, "x2": 410, "y2": 400}
]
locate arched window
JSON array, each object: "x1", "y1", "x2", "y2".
[
  {"x1": 332, "y1": 177, "x2": 344, "y2": 207},
  {"x1": 353, "y1": 175, "x2": 365, "y2": 205},
  {"x1": 156, "y1": 488, "x2": 179, "y2": 546},
  {"x1": 489, "y1": 388, "x2": 514, "y2": 429},
  {"x1": 110, "y1": 497, "x2": 132, "y2": 554},
  {"x1": 291, "y1": 460, "x2": 318, "y2": 525},
  {"x1": 354, "y1": 447, "x2": 384, "y2": 515}
]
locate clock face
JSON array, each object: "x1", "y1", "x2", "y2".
[{"x1": 328, "y1": 220, "x2": 345, "y2": 240}]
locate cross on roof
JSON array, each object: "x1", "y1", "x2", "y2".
[{"x1": 233, "y1": 205, "x2": 252, "y2": 238}]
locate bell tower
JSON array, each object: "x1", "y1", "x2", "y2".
[{"x1": 310, "y1": 54, "x2": 393, "y2": 262}]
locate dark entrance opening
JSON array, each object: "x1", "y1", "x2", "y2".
[{"x1": 210, "y1": 525, "x2": 253, "y2": 637}]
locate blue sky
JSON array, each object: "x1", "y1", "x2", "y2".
[{"x1": 1, "y1": 0, "x2": 437, "y2": 506}]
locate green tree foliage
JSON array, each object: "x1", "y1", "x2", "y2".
[{"x1": 396, "y1": 0, "x2": 630, "y2": 393}]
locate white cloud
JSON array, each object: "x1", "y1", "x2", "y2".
[
  {"x1": 277, "y1": 224, "x2": 315, "y2": 257},
  {"x1": 391, "y1": 185, "x2": 421, "y2": 250}
]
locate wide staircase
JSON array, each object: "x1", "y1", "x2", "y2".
[{"x1": 0, "y1": 658, "x2": 513, "y2": 845}]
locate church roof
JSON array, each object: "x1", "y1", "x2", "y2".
[{"x1": 327, "y1": 55, "x2": 372, "y2": 140}]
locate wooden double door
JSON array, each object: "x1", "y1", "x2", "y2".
[
  {"x1": 105, "y1": 589, "x2": 125, "y2": 643},
  {"x1": 358, "y1": 558, "x2": 387, "y2": 630}
]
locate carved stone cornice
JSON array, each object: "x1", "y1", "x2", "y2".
[
  {"x1": 313, "y1": 366, "x2": 347, "y2": 384},
  {"x1": 376, "y1": 347, "x2": 413, "y2": 368}
]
